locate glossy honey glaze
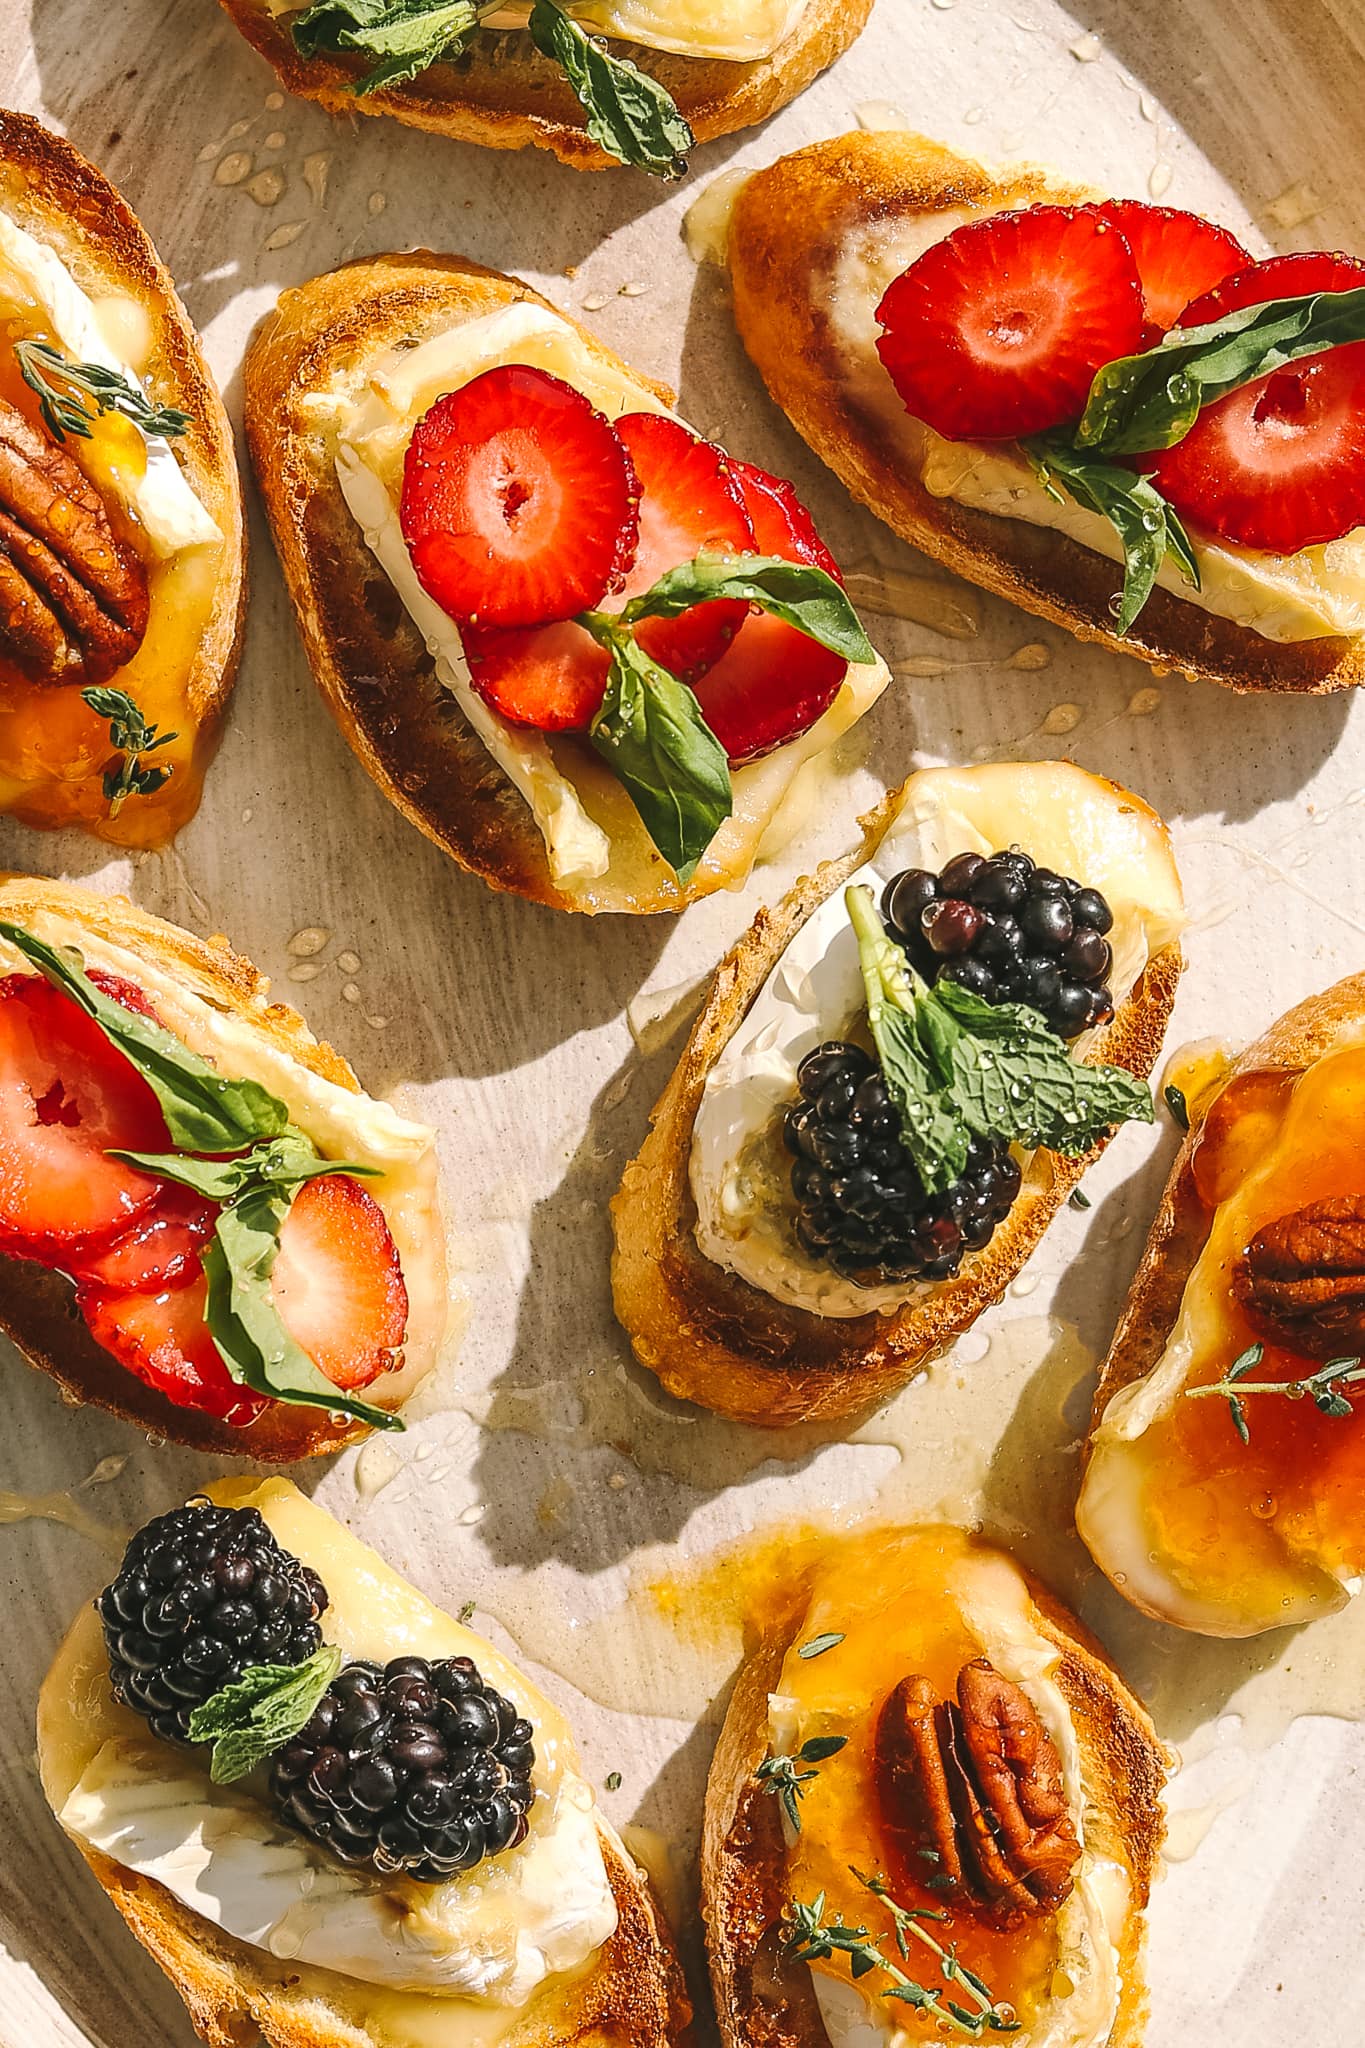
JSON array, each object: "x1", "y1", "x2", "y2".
[{"x1": 0, "y1": 286, "x2": 223, "y2": 846}]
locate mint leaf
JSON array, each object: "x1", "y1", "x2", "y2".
[
  {"x1": 846, "y1": 886, "x2": 968, "y2": 1195},
  {"x1": 528, "y1": 0, "x2": 693, "y2": 178},
  {"x1": 624, "y1": 552, "x2": 876, "y2": 665},
  {"x1": 81, "y1": 687, "x2": 178, "y2": 814},
  {"x1": 1027, "y1": 437, "x2": 1198, "y2": 635},
  {"x1": 291, "y1": 0, "x2": 480, "y2": 93},
  {"x1": 188, "y1": 1645, "x2": 341, "y2": 1784},
  {"x1": 0, "y1": 922, "x2": 291, "y2": 1154},
  {"x1": 1075, "y1": 286, "x2": 1365, "y2": 456},
  {"x1": 584, "y1": 623, "x2": 732, "y2": 882}
]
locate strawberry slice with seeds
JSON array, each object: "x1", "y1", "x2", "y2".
[
  {"x1": 81, "y1": 1268, "x2": 268, "y2": 1427},
  {"x1": 399, "y1": 365, "x2": 640, "y2": 630},
  {"x1": 1149, "y1": 252, "x2": 1365, "y2": 552},
  {"x1": 876, "y1": 205, "x2": 1146, "y2": 439},
  {"x1": 68, "y1": 1184, "x2": 217, "y2": 1294},
  {"x1": 269, "y1": 1173, "x2": 408, "y2": 1392},
  {"x1": 0, "y1": 971, "x2": 169, "y2": 1259},
  {"x1": 1093, "y1": 202, "x2": 1247, "y2": 337},
  {"x1": 462, "y1": 616, "x2": 609, "y2": 732},
  {"x1": 691, "y1": 460, "x2": 849, "y2": 764}
]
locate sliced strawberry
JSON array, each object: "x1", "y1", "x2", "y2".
[
  {"x1": 0, "y1": 972, "x2": 169, "y2": 1258},
  {"x1": 876, "y1": 205, "x2": 1146, "y2": 440},
  {"x1": 463, "y1": 616, "x2": 609, "y2": 732},
  {"x1": 399, "y1": 365, "x2": 640, "y2": 630},
  {"x1": 691, "y1": 459, "x2": 848, "y2": 764},
  {"x1": 68, "y1": 1183, "x2": 216, "y2": 1293},
  {"x1": 611, "y1": 415, "x2": 755, "y2": 681},
  {"x1": 269, "y1": 1174, "x2": 408, "y2": 1392},
  {"x1": 1093, "y1": 201, "x2": 1247, "y2": 337},
  {"x1": 81, "y1": 1269, "x2": 268, "y2": 1426},
  {"x1": 1179, "y1": 251, "x2": 1365, "y2": 327}
]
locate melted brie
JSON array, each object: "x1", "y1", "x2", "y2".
[
  {"x1": 689, "y1": 761, "x2": 1185, "y2": 1315},
  {"x1": 44, "y1": 1482, "x2": 619, "y2": 2035},
  {"x1": 332, "y1": 299, "x2": 889, "y2": 897},
  {"x1": 823, "y1": 206, "x2": 1365, "y2": 643}
]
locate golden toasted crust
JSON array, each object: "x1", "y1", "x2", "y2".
[
  {"x1": 727, "y1": 129, "x2": 1365, "y2": 697},
  {"x1": 0, "y1": 873, "x2": 400, "y2": 1462},
  {"x1": 702, "y1": 1555, "x2": 1166, "y2": 2048},
  {"x1": 610, "y1": 784, "x2": 1182, "y2": 1428},
  {"x1": 1088, "y1": 972, "x2": 1365, "y2": 1433},
  {"x1": 0, "y1": 110, "x2": 246, "y2": 827},
  {"x1": 71, "y1": 1829, "x2": 690, "y2": 2048},
  {"x1": 217, "y1": 0, "x2": 872, "y2": 168}
]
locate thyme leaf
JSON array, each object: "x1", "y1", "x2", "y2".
[
  {"x1": 17, "y1": 338, "x2": 190, "y2": 444},
  {"x1": 1186, "y1": 1344, "x2": 1365, "y2": 1444}
]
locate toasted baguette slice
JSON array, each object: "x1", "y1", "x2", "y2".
[
  {"x1": 0, "y1": 110, "x2": 245, "y2": 842},
  {"x1": 725, "y1": 128, "x2": 1365, "y2": 696},
  {"x1": 39, "y1": 1479, "x2": 693, "y2": 2048},
  {"x1": 0, "y1": 875, "x2": 447, "y2": 1462},
  {"x1": 702, "y1": 1524, "x2": 1165, "y2": 2048},
  {"x1": 245, "y1": 250, "x2": 888, "y2": 914},
  {"x1": 612, "y1": 764, "x2": 1183, "y2": 1428},
  {"x1": 218, "y1": 0, "x2": 872, "y2": 168}
]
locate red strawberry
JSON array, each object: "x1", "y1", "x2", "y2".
[
  {"x1": 81, "y1": 1269, "x2": 267, "y2": 1426},
  {"x1": 68, "y1": 1183, "x2": 216, "y2": 1293},
  {"x1": 611, "y1": 415, "x2": 755, "y2": 680},
  {"x1": 462, "y1": 616, "x2": 607, "y2": 732},
  {"x1": 269, "y1": 1173, "x2": 408, "y2": 1391},
  {"x1": 876, "y1": 205, "x2": 1146, "y2": 439},
  {"x1": 1093, "y1": 201, "x2": 1247, "y2": 337},
  {"x1": 0, "y1": 971, "x2": 169, "y2": 1258},
  {"x1": 399, "y1": 365, "x2": 640, "y2": 630},
  {"x1": 691, "y1": 459, "x2": 849, "y2": 764},
  {"x1": 1149, "y1": 252, "x2": 1365, "y2": 553}
]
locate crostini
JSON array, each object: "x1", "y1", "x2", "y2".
[
  {"x1": 0, "y1": 877, "x2": 448, "y2": 1460},
  {"x1": 722, "y1": 128, "x2": 1365, "y2": 694},
  {"x1": 40, "y1": 1480, "x2": 690, "y2": 2048},
  {"x1": 612, "y1": 761, "x2": 1183, "y2": 1425},
  {"x1": 220, "y1": 0, "x2": 872, "y2": 176},
  {"x1": 703, "y1": 1523, "x2": 1166, "y2": 2048},
  {"x1": 1078, "y1": 973, "x2": 1365, "y2": 1637},
  {"x1": 0, "y1": 110, "x2": 244, "y2": 842},
  {"x1": 245, "y1": 252, "x2": 889, "y2": 915}
]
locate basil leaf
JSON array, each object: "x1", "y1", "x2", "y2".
[
  {"x1": 623, "y1": 551, "x2": 877, "y2": 665},
  {"x1": 846, "y1": 887, "x2": 968, "y2": 1195},
  {"x1": 528, "y1": 0, "x2": 693, "y2": 178},
  {"x1": 291, "y1": 0, "x2": 480, "y2": 92},
  {"x1": 187, "y1": 1646, "x2": 342, "y2": 1784},
  {"x1": 585, "y1": 627, "x2": 732, "y2": 882},
  {"x1": 203, "y1": 1188, "x2": 403, "y2": 1432},
  {"x1": 112, "y1": 1135, "x2": 380, "y2": 1204},
  {"x1": 1076, "y1": 286, "x2": 1365, "y2": 456},
  {"x1": 0, "y1": 922, "x2": 290, "y2": 1154},
  {"x1": 1028, "y1": 437, "x2": 1199, "y2": 635}
]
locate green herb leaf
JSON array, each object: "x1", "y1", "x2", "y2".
[
  {"x1": 798, "y1": 1734, "x2": 849, "y2": 1763},
  {"x1": 846, "y1": 886, "x2": 968, "y2": 1195},
  {"x1": 1185, "y1": 1344, "x2": 1365, "y2": 1445},
  {"x1": 187, "y1": 1645, "x2": 341, "y2": 1784},
  {"x1": 81, "y1": 686, "x2": 178, "y2": 814},
  {"x1": 16, "y1": 338, "x2": 190, "y2": 444},
  {"x1": 0, "y1": 922, "x2": 291, "y2": 1154},
  {"x1": 1069, "y1": 1188, "x2": 1092, "y2": 1210},
  {"x1": 1075, "y1": 287, "x2": 1365, "y2": 457},
  {"x1": 1027, "y1": 436, "x2": 1198, "y2": 635},
  {"x1": 112, "y1": 1134, "x2": 379, "y2": 1204},
  {"x1": 623, "y1": 551, "x2": 876, "y2": 665},
  {"x1": 527, "y1": 0, "x2": 693, "y2": 177},
  {"x1": 1165, "y1": 1082, "x2": 1190, "y2": 1129},
  {"x1": 291, "y1": 0, "x2": 480, "y2": 93},
  {"x1": 798, "y1": 1632, "x2": 845, "y2": 1660},
  {"x1": 584, "y1": 622, "x2": 732, "y2": 882}
]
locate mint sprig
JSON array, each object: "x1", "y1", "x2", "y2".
[{"x1": 187, "y1": 1645, "x2": 342, "y2": 1784}]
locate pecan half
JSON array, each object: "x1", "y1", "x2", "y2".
[
  {"x1": 0, "y1": 398, "x2": 148, "y2": 686},
  {"x1": 875, "y1": 1658, "x2": 1080, "y2": 1923},
  {"x1": 1233, "y1": 1196, "x2": 1365, "y2": 1360}
]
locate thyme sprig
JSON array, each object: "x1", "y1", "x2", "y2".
[
  {"x1": 785, "y1": 1871, "x2": 1019, "y2": 2039},
  {"x1": 754, "y1": 1734, "x2": 847, "y2": 1833},
  {"x1": 81, "y1": 686, "x2": 178, "y2": 813},
  {"x1": 1187, "y1": 1341, "x2": 1365, "y2": 1445},
  {"x1": 16, "y1": 338, "x2": 190, "y2": 444}
]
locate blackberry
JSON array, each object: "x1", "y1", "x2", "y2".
[
  {"x1": 270, "y1": 1656, "x2": 536, "y2": 1882},
  {"x1": 99, "y1": 1501, "x2": 328, "y2": 1746},
  {"x1": 784, "y1": 1043, "x2": 1021, "y2": 1286},
  {"x1": 882, "y1": 850, "x2": 1115, "y2": 1040}
]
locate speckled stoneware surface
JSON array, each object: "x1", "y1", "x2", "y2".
[{"x1": 2, "y1": 0, "x2": 1365, "y2": 2041}]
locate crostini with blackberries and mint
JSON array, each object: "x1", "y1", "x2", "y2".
[
  {"x1": 39, "y1": 1480, "x2": 690, "y2": 2048},
  {"x1": 723, "y1": 128, "x2": 1365, "y2": 694},
  {"x1": 612, "y1": 760, "x2": 1184, "y2": 1426},
  {"x1": 244, "y1": 251, "x2": 890, "y2": 915},
  {"x1": 0, "y1": 876, "x2": 449, "y2": 1459}
]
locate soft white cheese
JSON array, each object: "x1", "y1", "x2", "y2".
[
  {"x1": 0, "y1": 208, "x2": 220, "y2": 558},
  {"x1": 690, "y1": 761, "x2": 1184, "y2": 1316},
  {"x1": 824, "y1": 208, "x2": 1365, "y2": 643}
]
